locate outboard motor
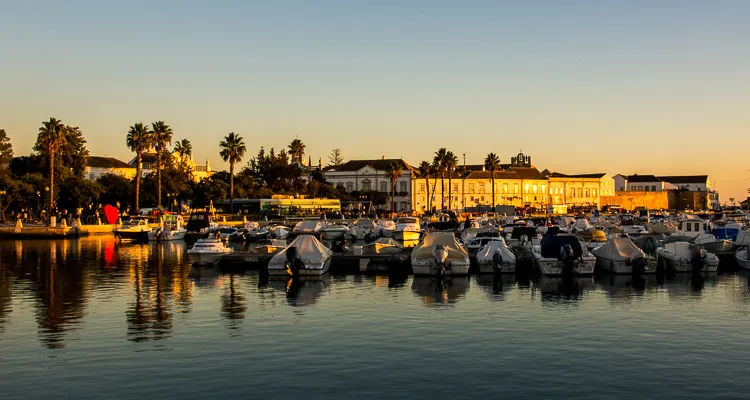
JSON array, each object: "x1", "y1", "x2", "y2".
[
  {"x1": 628, "y1": 252, "x2": 648, "y2": 275},
  {"x1": 433, "y1": 244, "x2": 449, "y2": 276},
  {"x1": 558, "y1": 244, "x2": 576, "y2": 275},
  {"x1": 690, "y1": 246, "x2": 705, "y2": 273},
  {"x1": 285, "y1": 246, "x2": 301, "y2": 277},
  {"x1": 642, "y1": 236, "x2": 657, "y2": 257},
  {"x1": 492, "y1": 250, "x2": 503, "y2": 272}
]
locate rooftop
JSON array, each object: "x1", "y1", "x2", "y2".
[
  {"x1": 87, "y1": 156, "x2": 134, "y2": 169},
  {"x1": 324, "y1": 159, "x2": 413, "y2": 172},
  {"x1": 658, "y1": 175, "x2": 709, "y2": 184},
  {"x1": 627, "y1": 174, "x2": 661, "y2": 183}
]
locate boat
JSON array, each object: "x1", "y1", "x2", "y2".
[
  {"x1": 184, "y1": 211, "x2": 216, "y2": 241},
  {"x1": 114, "y1": 217, "x2": 151, "y2": 241},
  {"x1": 475, "y1": 238, "x2": 516, "y2": 274},
  {"x1": 216, "y1": 226, "x2": 238, "y2": 241},
  {"x1": 393, "y1": 217, "x2": 421, "y2": 241},
  {"x1": 267, "y1": 235, "x2": 333, "y2": 276},
  {"x1": 465, "y1": 236, "x2": 505, "y2": 256},
  {"x1": 374, "y1": 220, "x2": 396, "y2": 238},
  {"x1": 270, "y1": 225, "x2": 289, "y2": 240},
  {"x1": 346, "y1": 218, "x2": 376, "y2": 240},
  {"x1": 532, "y1": 234, "x2": 596, "y2": 276},
  {"x1": 147, "y1": 214, "x2": 186, "y2": 241},
  {"x1": 187, "y1": 237, "x2": 233, "y2": 265},
  {"x1": 692, "y1": 232, "x2": 734, "y2": 257},
  {"x1": 411, "y1": 232, "x2": 470, "y2": 276},
  {"x1": 735, "y1": 247, "x2": 750, "y2": 270},
  {"x1": 239, "y1": 221, "x2": 269, "y2": 242},
  {"x1": 656, "y1": 242, "x2": 719, "y2": 272},
  {"x1": 320, "y1": 223, "x2": 349, "y2": 241},
  {"x1": 591, "y1": 235, "x2": 656, "y2": 274},
  {"x1": 361, "y1": 238, "x2": 404, "y2": 255},
  {"x1": 291, "y1": 220, "x2": 323, "y2": 237}
]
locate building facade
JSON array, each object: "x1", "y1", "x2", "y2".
[
  {"x1": 545, "y1": 173, "x2": 615, "y2": 208},
  {"x1": 85, "y1": 156, "x2": 137, "y2": 180},
  {"x1": 322, "y1": 159, "x2": 414, "y2": 212},
  {"x1": 127, "y1": 151, "x2": 213, "y2": 182}
]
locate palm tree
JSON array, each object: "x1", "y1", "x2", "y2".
[
  {"x1": 445, "y1": 151, "x2": 459, "y2": 210},
  {"x1": 433, "y1": 148, "x2": 448, "y2": 210},
  {"x1": 126, "y1": 122, "x2": 152, "y2": 211},
  {"x1": 385, "y1": 162, "x2": 401, "y2": 213},
  {"x1": 417, "y1": 161, "x2": 431, "y2": 213},
  {"x1": 37, "y1": 117, "x2": 65, "y2": 218},
  {"x1": 219, "y1": 132, "x2": 246, "y2": 214},
  {"x1": 151, "y1": 121, "x2": 173, "y2": 208},
  {"x1": 173, "y1": 139, "x2": 192, "y2": 159},
  {"x1": 484, "y1": 153, "x2": 501, "y2": 211},
  {"x1": 288, "y1": 138, "x2": 305, "y2": 166}
]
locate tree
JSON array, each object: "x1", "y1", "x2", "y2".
[
  {"x1": 433, "y1": 148, "x2": 448, "y2": 210},
  {"x1": 445, "y1": 151, "x2": 459, "y2": 210},
  {"x1": 126, "y1": 122, "x2": 152, "y2": 211},
  {"x1": 485, "y1": 153, "x2": 501, "y2": 210},
  {"x1": 96, "y1": 173, "x2": 134, "y2": 210},
  {"x1": 174, "y1": 139, "x2": 192, "y2": 159},
  {"x1": 34, "y1": 125, "x2": 89, "y2": 183},
  {"x1": 57, "y1": 177, "x2": 103, "y2": 212},
  {"x1": 328, "y1": 148, "x2": 344, "y2": 167},
  {"x1": 288, "y1": 138, "x2": 305, "y2": 165},
  {"x1": 36, "y1": 117, "x2": 65, "y2": 217},
  {"x1": 219, "y1": 132, "x2": 246, "y2": 214},
  {"x1": 0, "y1": 129, "x2": 13, "y2": 166},
  {"x1": 385, "y1": 162, "x2": 401, "y2": 213},
  {"x1": 417, "y1": 161, "x2": 431, "y2": 213},
  {"x1": 151, "y1": 121, "x2": 173, "y2": 208}
]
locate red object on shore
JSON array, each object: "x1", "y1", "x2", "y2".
[{"x1": 103, "y1": 205, "x2": 119, "y2": 224}]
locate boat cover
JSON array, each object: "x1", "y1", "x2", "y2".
[
  {"x1": 370, "y1": 237, "x2": 403, "y2": 247},
  {"x1": 412, "y1": 233, "x2": 468, "y2": 261},
  {"x1": 540, "y1": 235, "x2": 583, "y2": 259},
  {"x1": 268, "y1": 235, "x2": 332, "y2": 269},
  {"x1": 476, "y1": 239, "x2": 516, "y2": 264},
  {"x1": 294, "y1": 220, "x2": 322, "y2": 232},
  {"x1": 646, "y1": 221, "x2": 677, "y2": 234},
  {"x1": 713, "y1": 228, "x2": 739, "y2": 241},
  {"x1": 591, "y1": 236, "x2": 645, "y2": 261},
  {"x1": 377, "y1": 220, "x2": 396, "y2": 230},
  {"x1": 572, "y1": 218, "x2": 591, "y2": 231},
  {"x1": 354, "y1": 219, "x2": 377, "y2": 229},
  {"x1": 244, "y1": 221, "x2": 260, "y2": 230}
]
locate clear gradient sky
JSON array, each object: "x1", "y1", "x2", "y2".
[{"x1": 1, "y1": 1, "x2": 749, "y2": 202}]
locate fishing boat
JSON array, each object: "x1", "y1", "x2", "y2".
[
  {"x1": 475, "y1": 238, "x2": 516, "y2": 274},
  {"x1": 656, "y1": 242, "x2": 719, "y2": 272},
  {"x1": 393, "y1": 217, "x2": 421, "y2": 241},
  {"x1": 147, "y1": 215, "x2": 186, "y2": 241},
  {"x1": 411, "y1": 232, "x2": 470, "y2": 276},
  {"x1": 267, "y1": 235, "x2": 333, "y2": 276},
  {"x1": 187, "y1": 237, "x2": 233, "y2": 265},
  {"x1": 591, "y1": 235, "x2": 656, "y2": 274},
  {"x1": 532, "y1": 235, "x2": 596, "y2": 276},
  {"x1": 114, "y1": 217, "x2": 151, "y2": 241}
]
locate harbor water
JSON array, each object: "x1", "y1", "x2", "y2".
[{"x1": 1, "y1": 237, "x2": 750, "y2": 399}]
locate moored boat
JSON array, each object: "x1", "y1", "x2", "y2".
[
  {"x1": 532, "y1": 235, "x2": 595, "y2": 276},
  {"x1": 475, "y1": 238, "x2": 516, "y2": 274},
  {"x1": 114, "y1": 217, "x2": 150, "y2": 241},
  {"x1": 393, "y1": 217, "x2": 421, "y2": 241},
  {"x1": 411, "y1": 232, "x2": 470, "y2": 276},
  {"x1": 187, "y1": 238, "x2": 233, "y2": 265},
  {"x1": 591, "y1": 235, "x2": 656, "y2": 274},
  {"x1": 267, "y1": 235, "x2": 333, "y2": 276},
  {"x1": 656, "y1": 242, "x2": 719, "y2": 273}
]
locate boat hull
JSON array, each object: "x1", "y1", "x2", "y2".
[
  {"x1": 594, "y1": 256, "x2": 657, "y2": 274},
  {"x1": 267, "y1": 258, "x2": 332, "y2": 276},
  {"x1": 534, "y1": 256, "x2": 596, "y2": 276},
  {"x1": 188, "y1": 252, "x2": 226, "y2": 266},
  {"x1": 321, "y1": 230, "x2": 347, "y2": 241},
  {"x1": 658, "y1": 254, "x2": 719, "y2": 272},
  {"x1": 115, "y1": 230, "x2": 149, "y2": 242},
  {"x1": 393, "y1": 230, "x2": 421, "y2": 242},
  {"x1": 477, "y1": 261, "x2": 516, "y2": 274},
  {"x1": 736, "y1": 249, "x2": 750, "y2": 270},
  {"x1": 411, "y1": 260, "x2": 470, "y2": 276}
]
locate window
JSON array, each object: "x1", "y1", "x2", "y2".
[
  {"x1": 637, "y1": 186, "x2": 643, "y2": 191},
  {"x1": 686, "y1": 223, "x2": 692, "y2": 232},
  {"x1": 541, "y1": 184, "x2": 546, "y2": 194},
  {"x1": 514, "y1": 184, "x2": 519, "y2": 193},
  {"x1": 533, "y1": 185, "x2": 538, "y2": 193},
  {"x1": 585, "y1": 189, "x2": 589, "y2": 197},
  {"x1": 651, "y1": 185, "x2": 656, "y2": 191},
  {"x1": 503, "y1": 183, "x2": 508, "y2": 193},
  {"x1": 400, "y1": 181, "x2": 407, "y2": 193},
  {"x1": 481, "y1": 196, "x2": 485, "y2": 202},
  {"x1": 469, "y1": 184, "x2": 475, "y2": 193},
  {"x1": 346, "y1": 182, "x2": 353, "y2": 192},
  {"x1": 578, "y1": 188, "x2": 583, "y2": 197},
  {"x1": 631, "y1": 186, "x2": 636, "y2": 191},
  {"x1": 336, "y1": 183, "x2": 345, "y2": 190},
  {"x1": 380, "y1": 182, "x2": 387, "y2": 192},
  {"x1": 453, "y1": 183, "x2": 459, "y2": 193},
  {"x1": 525, "y1": 184, "x2": 530, "y2": 193},
  {"x1": 695, "y1": 223, "x2": 700, "y2": 232},
  {"x1": 362, "y1": 179, "x2": 372, "y2": 191},
  {"x1": 479, "y1": 183, "x2": 485, "y2": 193},
  {"x1": 419, "y1": 184, "x2": 425, "y2": 193},
  {"x1": 592, "y1": 189, "x2": 597, "y2": 197}
]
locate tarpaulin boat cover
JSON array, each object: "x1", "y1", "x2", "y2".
[
  {"x1": 573, "y1": 218, "x2": 591, "y2": 231},
  {"x1": 412, "y1": 233, "x2": 468, "y2": 261},
  {"x1": 476, "y1": 239, "x2": 516, "y2": 264},
  {"x1": 268, "y1": 235, "x2": 332, "y2": 269},
  {"x1": 713, "y1": 228, "x2": 739, "y2": 241},
  {"x1": 244, "y1": 221, "x2": 260, "y2": 230},
  {"x1": 591, "y1": 237, "x2": 645, "y2": 262},
  {"x1": 354, "y1": 219, "x2": 377, "y2": 229},
  {"x1": 540, "y1": 235, "x2": 583, "y2": 259},
  {"x1": 371, "y1": 237, "x2": 403, "y2": 247},
  {"x1": 646, "y1": 221, "x2": 677, "y2": 234},
  {"x1": 293, "y1": 221, "x2": 322, "y2": 233}
]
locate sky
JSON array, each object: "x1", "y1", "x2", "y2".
[{"x1": 1, "y1": 0, "x2": 749, "y2": 202}]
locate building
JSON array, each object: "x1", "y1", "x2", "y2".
[
  {"x1": 85, "y1": 156, "x2": 137, "y2": 181},
  {"x1": 322, "y1": 158, "x2": 414, "y2": 212},
  {"x1": 614, "y1": 174, "x2": 711, "y2": 192},
  {"x1": 610, "y1": 174, "x2": 718, "y2": 210},
  {"x1": 544, "y1": 172, "x2": 615, "y2": 208},
  {"x1": 127, "y1": 150, "x2": 213, "y2": 182}
]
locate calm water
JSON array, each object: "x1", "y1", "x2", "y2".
[{"x1": 1, "y1": 237, "x2": 750, "y2": 399}]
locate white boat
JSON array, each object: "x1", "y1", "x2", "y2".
[
  {"x1": 243, "y1": 221, "x2": 269, "y2": 241},
  {"x1": 465, "y1": 236, "x2": 503, "y2": 255},
  {"x1": 532, "y1": 235, "x2": 596, "y2": 276},
  {"x1": 187, "y1": 238, "x2": 233, "y2": 265},
  {"x1": 692, "y1": 232, "x2": 734, "y2": 256},
  {"x1": 292, "y1": 220, "x2": 323, "y2": 236},
  {"x1": 148, "y1": 215, "x2": 186, "y2": 241},
  {"x1": 270, "y1": 225, "x2": 289, "y2": 239},
  {"x1": 475, "y1": 238, "x2": 516, "y2": 274},
  {"x1": 411, "y1": 232, "x2": 470, "y2": 276},
  {"x1": 320, "y1": 223, "x2": 349, "y2": 241},
  {"x1": 374, "y1": 220, "x2": 396, "y2": 238},
  {"x1": 735, "y1": 247, "x2": 750, "y2": 270},
  {"x1": 267, "y1": 235, "x2": 332, "y2": 276},
  {"x1": 656, "y1": 242, "x2": 719, "y2": 272},
  {"x1": 621, "y1": 225, "x2": 648, "y2": 236},
  {"x1": 591, "y1": 235, "x2": 656, "y2": 274},
  {"x1": 346, "y1": 219, "x2": 377, "y2": 240},
  {"x1": 114, "y1": 217, "x2": 151, "y2": 241},
  {"x1": 392, "y1": 217, "x2": 421, "y2": 241},
  {"x1": 216, "y1": 226, "x2": 238, "y2": 241}
]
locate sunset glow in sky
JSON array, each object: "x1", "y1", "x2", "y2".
[{"x1": 1, "y1": 1, "x2": 749, "y2": 201}]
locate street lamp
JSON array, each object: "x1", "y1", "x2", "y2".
[
  {"x1": 36, "y1": 191, "x2": 40, "y2": 218},
  {"x1": 0, "y1": 190, "x2": 6, "y2": 223},
  {"x1": 44, "y1": 186, "x2": 49, "y2": 221}
]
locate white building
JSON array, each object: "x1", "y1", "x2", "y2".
[
  {"x1": 322, "y1": 158, "x2": 414, "y2": 212},
  {"x1": 85, "y1": 156, "x2": 137, "y2": 181},
  {"x1": 128, "y1": 151, "x2": 213, "y2": 182},
  {"x1": 614, "y1": 174, "x2": 710, "y2": 192}
]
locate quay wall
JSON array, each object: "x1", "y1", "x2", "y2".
[
  {"x1": 0, "y1": 225, "x2": 115, "y2": 239},
  {"x1": 601, "y1": 191, "x2": 675, "y2": 210}
]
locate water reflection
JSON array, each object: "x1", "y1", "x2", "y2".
[
  {"x1": 261, "y1": 276, "x2": 332, "y2": 308},
  {"x1": 411, "y1": 276, "x2": 470, "y2": 307},
  {"x1": 0, "y1": 258, "x2": 12, "y2": 334},
  {"x1": 474, "y1": 274, "x2": 516, "y2": 301},
  {"x1": 662, "y1": 272, "x2": 719, "y2": 298},
  {"x1": 595, "y1": 273, "x2": 662, "y2": 302},
  {"x1": 220, "y1": 274, "x2": 246, "y2": 330},
  {"x1": 534, "y1": 276, "x2": 595, "y2": 304}
]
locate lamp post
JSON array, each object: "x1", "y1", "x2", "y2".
[
  {"x1": 36, "y1": 191, "x2": 40, "y2": 219},
  {"x1": 44, "y1": 186, "x2": 49, "y2": 222},
  {"x1": 0, "y1": 190, "x2": 6, "y2": 223}
]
